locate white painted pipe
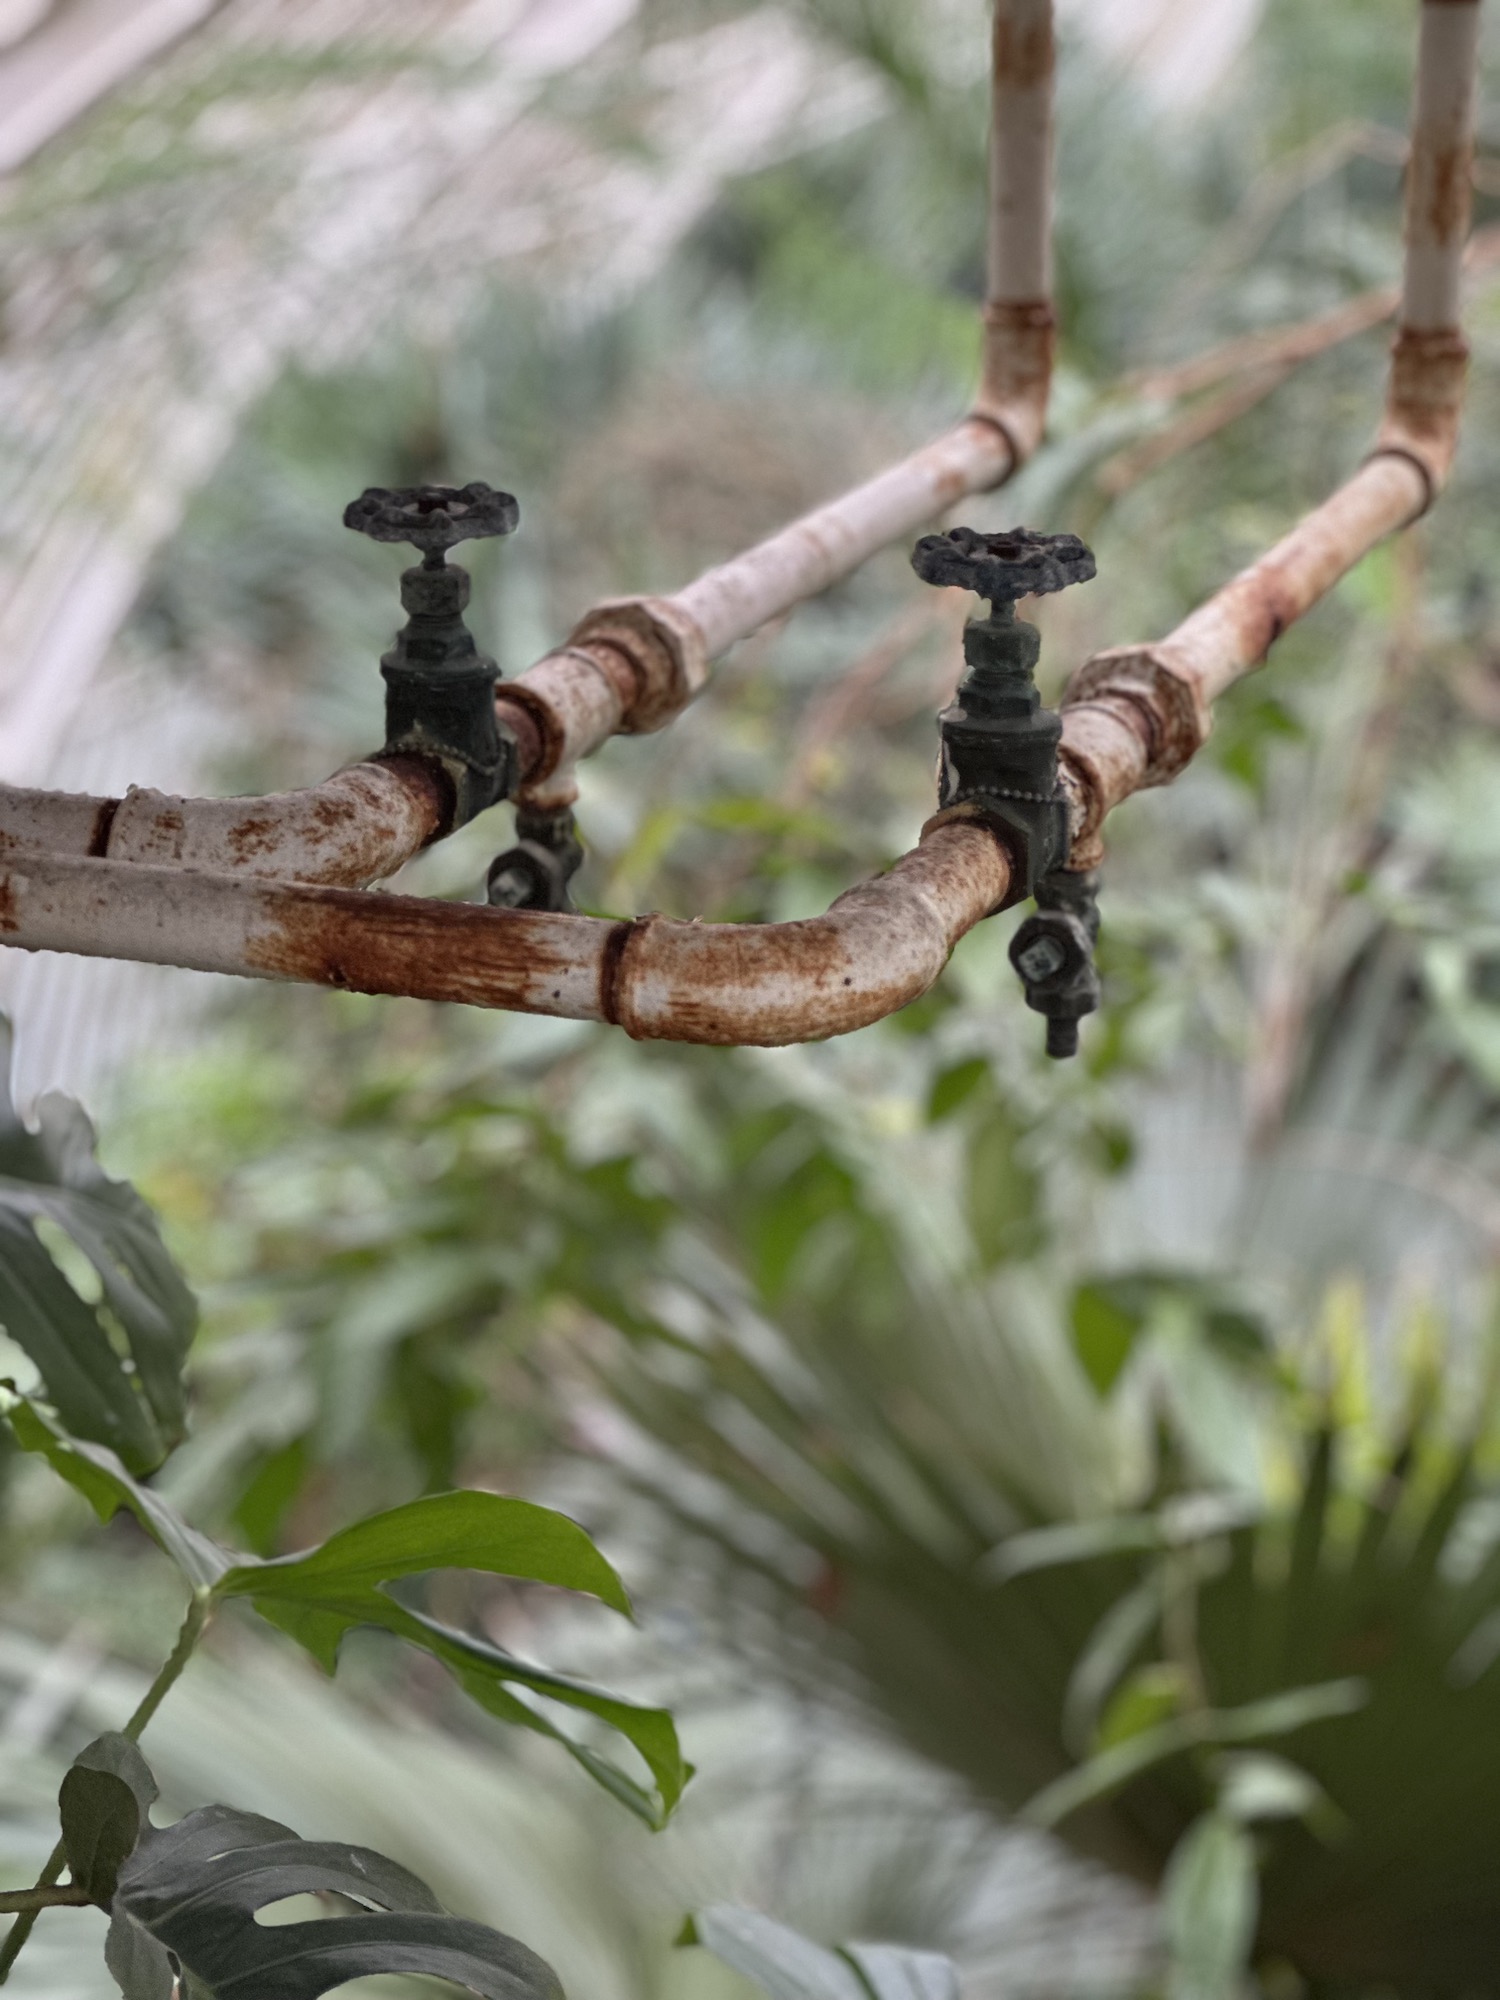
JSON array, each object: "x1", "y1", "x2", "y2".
[
  {"x1": 988, "y1": 0, "x2": 1054, "y2": 305},
  {"x1": 0, "y1": 760, "x2": 448, "y2": 886},
  {"x1": 667, "y1": 419, "x2": 1017, "y2": 662},
  {"x1": 1403, "y1": 0, "x2": 1482, "y2": 332},
  {"x1": 0, "y1": 821, "x2": 1011, "y2": 1047}
]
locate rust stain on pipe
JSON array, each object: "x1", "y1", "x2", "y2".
[
  {"x1": 0, "y1": 824, "x2": 1009, "y2": 1047},
  {"x1": 245, "y1": 888, "x2": 594, "y2": 1008},
  {"x1": 1377, "y1": 323, "x2": 1468, "y2": 491},
  {"x1": 1426, "y1": 137, "x2": 1473, "y2": 243},
  {"x1": 597, "y1": 916, "x2": 641, "y2": 1027},
  {"x1": 86, "y1": 798, "x2": 120, "y2": 858},
  {"x1": 992, "y1": 11, "x2": 1054, "y2": 90},
  {"x1": 103, "y1": 760, "x2": 449, "y2": 885},
  {"x1": 610, "y1": 822, "x2": 1010, "y2": 1044},
  {"x1": 977, "y1": 301, "x2": 1055, "y2": 456}
]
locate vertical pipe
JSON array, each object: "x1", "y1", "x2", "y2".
[
  {"x1": 1377, "y1": 0, "x2": 1482, "y2": 490},
  {"x1": 988, "y1": 0, "x2": 1055, "y2": 304},
  {"x1": 1402, "y1": 0, "x2": 1482, "y2": 332},
  {"x1": 979, "y1": 0, "x2": 1057, "y2": 451}
]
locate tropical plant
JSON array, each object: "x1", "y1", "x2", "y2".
[
  {"x1": 0, "y1": 1067, "x2": 685, "y2": 1995},
  {"x1": 9, "y1": 0, "x2": 1500, "y2": 1994}
]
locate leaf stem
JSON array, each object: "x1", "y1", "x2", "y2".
[
  {"x1": 123, "y1": 1591, "x2": 214, "y2": 1741},
  {"x1": 0, "y1": 1591, "x2": 215, "y2": 1984},
  {"x1": 0, "y1": 1888, "x2": 90, "y2": 1914}
]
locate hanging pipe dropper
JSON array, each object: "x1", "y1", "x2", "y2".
[{"x1": 912, "y1": 524, "x2": 1101, "y2": 1057}]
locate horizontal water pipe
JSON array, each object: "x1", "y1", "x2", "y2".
[
  {"x1": 0, "y1": 820, "x2": 1011, "y2": 1047},
  {"x1": 0, "y1": 757, "x2": 450, "y2": 887}
]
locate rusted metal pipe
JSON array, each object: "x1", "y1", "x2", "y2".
[
  {"x1": 978, "y1": 0, "x2": 1055, "y2": 455},
  {"x1": 0, "y1": 2, "x2": 1058, "y2": 885},
  {"x1": 1402, "y1": 0, "x2": 1481, "y2": 333},
  {"x1": 666, "y1": 420, "x2": 1019, "y2": 668},
  {"x1": 0, "y1": 820, "x2": 1010, "y2": 1047},
  {"x1": 1057, "y1": 0, "x2": 1481, "y2": 866},
  {"x1": 0, "y1": 758, "x2": 449, "y2": 885}
]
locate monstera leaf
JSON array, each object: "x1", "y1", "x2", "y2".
[
  {"x1": 3, "y1": 1390, "x2": 687, "y2": 1826},
  {"x1": 57, "y1": 1733, "x2": 563, "y2": 2000},
  {"x1": 0, "y1": 1045, "x2": 195, "y2": 1473}
]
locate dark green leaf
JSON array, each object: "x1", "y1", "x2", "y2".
[
  {"x1": 219, "y1": 1490, "x2": 632, "y2": 1616},
  {"x1": 1, "y1": 1388, "x2": 232, "y2": 1589},
  {"x1": 214, "y1": 1492, "x2": 688, "y2": 1826},
  {"x1": 0, "y1": 1062, "x2": 195, "y2": 1475},
  {"x1": 108, "y1": 1796, "x2": 564, "y2": 2000},
  {"x1": 1, "y1": 1402, "x2": 685, "y2": 1824},
  {"x1": 60, "y1": 1733, "x2": 158, "y2": 1906}
]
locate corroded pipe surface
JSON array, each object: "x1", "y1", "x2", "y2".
[
  {"x1": 667, "y1": 419, "x2": 1017, "y2": 664},
  {"x1": 1058, "y1": 453, "x2": 1429, "y2": 856},
  {"x1": 1157, "y1": 452, "x2": 1429, "y2": 708},
  {"x1": 0, "y1": 821, "x2": 1009, "y2": 1047},
  {"x1": 0, "y1": 758, "x2": 449, "y2": 886},
  {"x1": 1058, "y1": 0, "x2": 1480, "y2": 863},
  {"x1": 988, "y1": 0, "x2": 1054, "y2": 304},
  {"x1": 1403, "y1": 0, "x2": 1481, "y2": 333}
]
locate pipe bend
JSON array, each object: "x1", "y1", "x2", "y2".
[
  {"x1": 604, "y1": 821, "x2": 1011, "y2": 1045},
  {"x1": 0, "y1": 822, "x2": 1011, "y2": 1047}
]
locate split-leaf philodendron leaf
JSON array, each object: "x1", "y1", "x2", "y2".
[
  {"x1": 61, "y1": 1734, "x2": 564, "y2": 2000},
  {"x1": 4, "y1": 1390, "x2": 687, "y2": 1825},
  {"x1": 0, "y1": 1052, "x2": 195, "y2": 1474}
]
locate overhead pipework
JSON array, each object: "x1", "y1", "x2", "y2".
[{"x1": 0, "y1": 0, "x2": 1485, "y2": 1052}]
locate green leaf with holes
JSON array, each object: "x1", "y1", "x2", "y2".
[{"x1": 72, "y1": 1736, "x2": 566, "y2": 2000}]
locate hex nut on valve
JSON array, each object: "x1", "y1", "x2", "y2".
[
  {"x1": 486, "y1": 804, "x2": 585, "y2": 913},
  {"x1": 1009, "y1": 868, "x2": 1102, "y2": 1059}
]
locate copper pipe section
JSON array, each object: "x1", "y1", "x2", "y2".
[
  {"x1": 0, "y1": 757, "x2": 449, "y2": 887},
  {"x1": 0, "y1": 821, "x2": 1010, "y2": 1047},
  {"x1": 1057, "y1": 0, "x2": 1481, "y2": 867}
]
